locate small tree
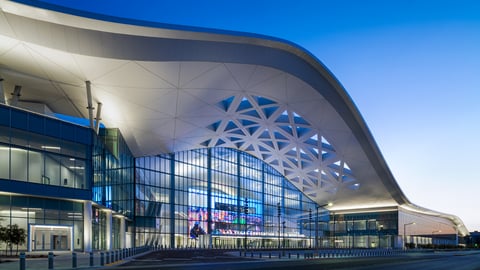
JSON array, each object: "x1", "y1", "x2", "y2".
[
  {"x1": 8, "y1": 224, "x2": 26, "y2": 255},
  {"x1": 0, "y1": 225, "x2": 7, "y2": 255}
]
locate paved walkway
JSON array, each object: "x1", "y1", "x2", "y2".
[
  {"x1": 2, "y1": 249, "x2": 478, "y2": 270},
  {"x1": 0, "y1": 250, "x2": 150, "y2": 270}
]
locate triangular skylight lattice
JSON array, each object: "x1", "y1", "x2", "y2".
[{"x1": 201, "y1": 95, "x2": 359, "y2": 198}]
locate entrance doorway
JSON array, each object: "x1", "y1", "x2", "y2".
[{"x1": 29, "y1": 225, "x2": 73, "y2": 251}]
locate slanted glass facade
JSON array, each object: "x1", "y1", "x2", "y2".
[
  {"x1": 0, "y1": 105, "x2": 91, "y2": 190},
  {"x1": 92, "y1": 128, "x2": 135, "y2": 250},
  {"x1": 135, "y1": 147, "x2": 327, "y2": 249},
  {"x1": 0, "y1": 104, "x2": 92, "y2": 252}
]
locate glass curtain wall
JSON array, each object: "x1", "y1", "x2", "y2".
[
  {"x1": 135, "y1": 147, "x2": 324, "y2": 249},
  {"x1": 328, "y1": 211, "x2": 398, "y2": 249},
  {"x1": 91, "y1": 206, "x2": 107, "y2": 250},
  {"x1": 399, "y1": 209, "x2": 458, "y2": 248},
  {"x1": 92, "y1": 128, "x2": 135, "y2": 250},
  {"x1": 0, "y1": 105, "x2": 91, "y2": 190},
  {"x1": 0, "y1": 195, "x2": 83, "y2": 252}
]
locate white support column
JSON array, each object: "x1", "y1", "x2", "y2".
[
  {"x1": 83, "y1": 201, "x2": 93, "y2": 252},
  {"x1": 10, "y1": 85, "x2": 21, "y2": 106},
  {"x1": 106, "y1": 210, "x2": 112, "y2": 251},
  {"x1": 120, "y1": 216, "x2": 126, "y2": 249},
  {"x1": 85, "y1": 81, "x2": 95, "y2": 130},
  {"x1": 94, "y1": 102, "x2": 103, "y2": 134}
]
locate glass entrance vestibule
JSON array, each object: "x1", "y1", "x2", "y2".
[{"x1": 29, "y1": 225, "x2": 73, "y2": 251}]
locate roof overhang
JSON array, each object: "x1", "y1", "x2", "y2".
[{"x1": 0, "y1": 0, "x2": 468, "y2": 235}]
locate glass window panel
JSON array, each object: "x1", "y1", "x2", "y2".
[
  {"x1": 44, "y1": 199, "x2": 59, "y2": 210},
  {"x1": 44, "y1": 153, "x2": 61, "y2": 185},
  {"x1": 0, "y1": 145, "x2": 9, "y2": 179},
  {"x1": 28, "y1": 150, "x2": 43, "y2": 184},
  {"x1": 10, "y1": 147, "x2": 28, "y2": 181},
  {"x1": 73, "y1": 159, "x2": 86, "y2": 189},
  {"x1": 28, "y1": 197, "x2": 45, "y2": 211},
  {"x1": 44, "y1": 209, "x2": 59, "y2": 220},
  {"x1": 11, "y1": 196, "x2": 29, "y2": 209},
  {"x1": 59, "y1": 201, "x2": 74, "y2": 211},
  {"x1": 0, "y1": 126, "x2": 10, "y2": 145},
  {"x1": 354, "y1": 220, "x2": 367, "y2": 230}
]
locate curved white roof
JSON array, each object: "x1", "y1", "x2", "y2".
[{"x1": 0, "y1": 0, "x2": 468, "y2": 235}]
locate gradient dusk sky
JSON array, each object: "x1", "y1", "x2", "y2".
[{"x1": 37, "y1": 0, "x2": 480, "y2": 231}]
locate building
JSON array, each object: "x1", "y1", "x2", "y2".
[{"x1": 0, "y1": 0, "x2": 468, "y2": 252}]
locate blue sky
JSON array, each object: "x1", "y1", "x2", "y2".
[{"x1": 37, "y1": 0, "x2": 480, "y2": 231}]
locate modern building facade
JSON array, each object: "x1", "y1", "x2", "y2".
[{"x1": 0, "y1": 0, "x2": 468, "y2": 252}]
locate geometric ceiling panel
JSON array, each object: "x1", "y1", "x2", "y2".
[
  {"x1": 0, "y1": 0, "x2": 467, "y2": 236},
  {"x1": 201, "y1": 94, "x2": 359, "y2": 198}
]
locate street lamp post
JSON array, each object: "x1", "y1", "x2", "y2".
[
  {"x1": 315, "y1": 206, "x2": 318, "y2": 250},
  {"x1": 315, "y1": 202, "x2": 333, "y2": 251},
  {"x1": 244, "y1": 198, "x2": 248, "y2": 250},
  {"x1": 377, "y1": 224, "x2": 384, "y2": 249},
  {"x1": 308, "y1": 208, "x2": 312, "y2": 248},
  {"x1": 352, "y1": 217, "x2": 355, "y2": 249},
  {"x1": 332, "y1": 212, "x2": 336, "y2": 248},
  {"x1": 282, "y1": 221, "x2": 286, "y2": 253},
  {"x1": 277, "y1": 202, "x2": 281, "y2": 249},
  {"x1": 404, "y1": 222, "x2": 416, "y2": 249}
]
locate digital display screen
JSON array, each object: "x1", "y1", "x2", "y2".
[{"x1": 188, "y1": 188, "x2": 262, "y2": 236}]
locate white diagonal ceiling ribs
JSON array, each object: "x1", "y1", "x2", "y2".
[
  {"x1": 0, "y1": 1, "x2": 395, "y2": 209},
  {"x1": 1, "y1": 1, "x2": 470, "y2": 238}
]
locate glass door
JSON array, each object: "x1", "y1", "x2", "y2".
[{"x1": 30, "y1": 225, "x2": 73, "y2": 251}]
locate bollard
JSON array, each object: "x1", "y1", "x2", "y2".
[
  {"x1": 48, "y1": 252, "x2": 54, "y2": 270},
  {"x1": 89, "y1": 252, "x2": 94, "y2": 267},
  {"x1": 19, "y1": 252, "x2": 26, "y2": 270},
  {"x1": 111, "y1": 251, "x2": 115, "y2": 262},
  {"x1": 72, "y1": 252, "x2": 77, "y2": 269},
  {"x1": 100, "y1": 252, "x2": 105, "y2": 266},
  {"x1": 106, "y1": 251, "x2": 110, "y2": 264}
]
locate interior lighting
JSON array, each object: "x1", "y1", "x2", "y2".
[{"x1": 41, "y1": 146, "x2": 61, "y2": 150}]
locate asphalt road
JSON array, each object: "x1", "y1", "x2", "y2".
[{"x1": 109, "y1": 250, "x2": 480, "y2": 270}]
